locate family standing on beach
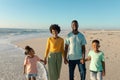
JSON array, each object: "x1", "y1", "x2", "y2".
[{"x1": 23, "y1": 20, "x2": 106, "y2": 80}]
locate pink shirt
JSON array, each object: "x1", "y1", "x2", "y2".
[{"x1": 24, "y1": 55, "x2": 40, "y2": 74}]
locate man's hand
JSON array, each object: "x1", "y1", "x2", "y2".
[
  {"x1": 80, "y1": 58, "x2": 85, "y2": 64},
  {"x1": 64, "y1": 58, "x2": 69, "y2": 64}
]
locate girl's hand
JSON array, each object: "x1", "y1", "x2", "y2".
[
  {"x1": 23, "y1": 71, "x2": 26, "y2": 75},
  {"x1": 44, "y1": 58, "x2": 47, "y2": 65},
  {"x1": 40, "y1": 59, "x2": 44, "y2": 63}
]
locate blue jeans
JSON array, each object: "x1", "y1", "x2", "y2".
[{"x1": 68, "y1": 60, "x2": 86, "y2": 80}]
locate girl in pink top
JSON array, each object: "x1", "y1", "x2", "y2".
[{"x1": 23, "y1": 46, "x2": 44, "y2": 80}]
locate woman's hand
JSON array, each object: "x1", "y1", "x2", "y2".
[{"x1": 44, "y1": 58, "x2": 47, "y2": 65}]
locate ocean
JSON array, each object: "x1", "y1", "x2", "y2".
[{"x1": 0, "y1": 28, "x2": 50, "y2": 53}]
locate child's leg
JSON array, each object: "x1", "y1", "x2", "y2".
[
  {"x1": 28, "y1": 78, "x2": 31, "y2": 80},
  {"x1": 27, "y1": 77, "x2": 31, "y2": 80},
  {"x1": 26, "y1": 74, "x2": 31, "y2": 80},
  {"x1": 90, "y1": 71, "x2": 97, "y2": 80},
  {"x1": 97, "y1": 72, "x2": 102, "y2": 80},
  {"x1": 32, "y1": 77, "x2": 36, "y2": 80}
]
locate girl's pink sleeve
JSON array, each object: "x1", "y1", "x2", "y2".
[{"x1": 36, "y1": 55, "x2": 41, "y2": 61}]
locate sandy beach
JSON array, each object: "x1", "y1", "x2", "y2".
[{"x1": 1, "y1": 30, "x2": 120, "y2": 80}]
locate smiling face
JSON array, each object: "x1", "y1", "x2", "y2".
[
  {"x1": 51, "y1": 29, "x2": 58, "y2": 37},
  {"x1": 28, "y1": 49, "x2": 35, "y2": 57},
  {"x1": 71, "y1": 22, "x2": 78, "y2": 31},
  {"x1": 92, "y1": 42, "x2": 100, "y2": 52}
]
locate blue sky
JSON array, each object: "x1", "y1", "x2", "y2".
[{"x1": 0, "y1": 0, "x2": 120, "y2": 29}]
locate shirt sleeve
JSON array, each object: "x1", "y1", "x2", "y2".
[
  {"x1": 36, "y1": 55, "x2": 41, "y2": 61},
  {"x1": 88, "y1": 51, "x2": 92, "y2": 57},
  {"x1": 101, "y1": 52, "x2": 105, "y2": 62},
  {"x1": 61, "y1": 38, "x2": 65, "y2": 57},
  {"x1": 44, "y1": 38, "x2": 50, "y2": 58},
  {"x1": 81, "y1": 35, "x2": 87, "y2": 45},
  {"x1": 65, "y1": 35, "x2": 70, "y2": 45}
]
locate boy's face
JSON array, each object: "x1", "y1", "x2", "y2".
[{"x1": 92, "y1": 42, "x2": 100, "y2": 51}]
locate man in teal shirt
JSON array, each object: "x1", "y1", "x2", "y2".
[{"x1": 64, "y1": 20, "x2": 87, "y2": 80}]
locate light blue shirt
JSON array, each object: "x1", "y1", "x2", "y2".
[{"x1": 65, "y1": 32, "x2": 87, "y2": 60}]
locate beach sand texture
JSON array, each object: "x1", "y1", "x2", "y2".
[{"x1": 0, "y1": 30, "x2": 120, "y2": 80}]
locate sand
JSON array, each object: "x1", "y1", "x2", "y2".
[{"x1": 1, "y1": 30, "x2": 120, "y2": 80}]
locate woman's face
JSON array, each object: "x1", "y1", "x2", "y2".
[{"x1": 52, "y1": 29, "x2": 58, "y2": 36}]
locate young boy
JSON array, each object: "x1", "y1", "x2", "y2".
[{"x1": 86, "y1": 40, "x2": 105, "y2": 80}]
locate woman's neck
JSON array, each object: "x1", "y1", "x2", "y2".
[{"x1": 53, "y1": 35, "x2": 59, "y2": 39}]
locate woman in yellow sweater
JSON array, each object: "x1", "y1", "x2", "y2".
[{"x1": 44, "y1": 24, "x2": 64, "y2": 80}]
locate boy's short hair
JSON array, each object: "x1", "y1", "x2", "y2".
[
  {"x1": 92, "y1": 40, "x2": 100, "y2": 44},
  {"x1": 72, "y1": 20, "x2": 78, "y2": 24},
  {"x1": 49, "y1": 24, "x2": 61, "y2": 34}
]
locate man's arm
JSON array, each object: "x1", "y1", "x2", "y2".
[
  {"x1": 81, "y1": 45, "x2": 86, "y2": 64},
  {"x1": 64, "y1": 44, "x2": 69, "y2": 64}
]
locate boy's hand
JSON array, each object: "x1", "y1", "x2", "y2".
[{"x1": 102, "y1": 71, "x2": 105, "y2": 76}]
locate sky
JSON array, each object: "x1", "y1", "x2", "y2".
[{"x1": 0, "y1": 0, "x2": 120, "y2": 29}]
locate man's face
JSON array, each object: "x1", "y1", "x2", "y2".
[{"x1": 71, "y1": 22, "x2": 78, "y2": 31}]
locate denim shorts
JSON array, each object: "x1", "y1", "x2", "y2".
[{"x1": 26, "y1": 74, "x2": 37, "y2": 78}]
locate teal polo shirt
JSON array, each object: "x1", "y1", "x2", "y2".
[
  {"x1": 88, "y1": 50, "x2": 105, "y2": 72},
  {"x1": 65, "y1": 32, "x2": 87, "y2": 60}
]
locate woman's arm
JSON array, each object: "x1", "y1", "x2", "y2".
[{"x1": 44, "y1": 38, "x2": 50, "y2": 64}]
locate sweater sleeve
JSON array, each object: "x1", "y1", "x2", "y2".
[
  {"x1": 44, "y1": 38, "x2": 50, "y2": 58},
  {"x1": 61, "y1": 39, "x2": 65, "y2": 57}
]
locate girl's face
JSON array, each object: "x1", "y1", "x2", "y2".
[
  {"x1": 52, "y1": 29, "x2": 58, "y2": 37},
  {"x1": 28, "y1": 49, "x2": 35, "y2": 57},
  {"x1": 92, "y1": 42, "x2": 100, "y2": 52}
]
